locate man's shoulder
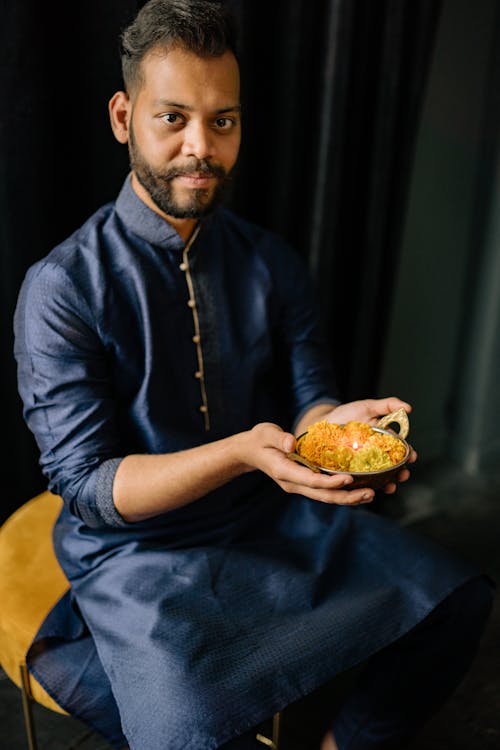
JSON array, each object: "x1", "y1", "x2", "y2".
[
  {"x1": 47, "y1": 201, "x2": 117, "y2": 264},
  {"x1": 18, "y1": 200, "x2": 122, "y2": 298},
  {"x1": 19, "y1": 200, "x2": 118, "y2": 299}
]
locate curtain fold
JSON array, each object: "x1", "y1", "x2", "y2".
[
  {"x1": 305, "y1": 0, "x2": 443, "y2": 399},
  {"x1": 1, "y1": 0, "x2": 442, "y2": 514}
]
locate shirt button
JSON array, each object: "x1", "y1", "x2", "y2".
[
  {"x1": 192, "y1": 335, "x2": 200, "y2": 344},
  {"x1": 179, "y1": 262, "x2": 188, "y2": 271},
  {"x1": 187, "y1": 299, "x2": 196, "y2": 308},
  {"x1": 199, "y1": 405, "x2": 208, "y2": 413},
  {"x1": 194, "y1": 371, "x2": 202, "y2": 379}
]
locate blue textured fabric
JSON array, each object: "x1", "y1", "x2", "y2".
[
  {"x1": 14, "y1": 176, "x2": 481, "y2": 750},
  {"x1": 331, "y1": 578, "x2": 494, "y2": 749},
  {"x1": 14, "y1": 175, "x2": 339, "y2": 527},
  {"x1": 28, "y1": 591, "x2": 127, "y2": 748}
]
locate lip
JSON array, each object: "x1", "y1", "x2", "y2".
[{"x1": 175, "y1": 174, "x2": 216, "y2": 188}]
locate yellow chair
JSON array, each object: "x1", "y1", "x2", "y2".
[
  {"x1": 0, "y1": 490, "x2": 84, "y2": 750},
  {"x1": 0, "y1": 491, "x2": 281, "y2": 750}
]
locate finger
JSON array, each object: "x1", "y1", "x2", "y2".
[
  {"x1": 258, "y1": 425, "x2": 296, "y2": 455},
  {"x1": 316, "y1": 487, "x2": 376, "y2": 506},
  {"x1": 282, "y1": 481, "x2": 375, "y2": 506},
  {"x1": 280, "y1": 459, "x2": 354, "y2": 489},
  {"x1": 386, "y1": 396, "x2": 412, "y2": 413},
  {"x1": 382, "y1": 482, "x2": 397, "y2": 494},
  {"x1": 281, "y1": 432, "x2": 296, "y2": 454},
  {"x1": 370, "y1": 397, "x2": 412, "y2": 419}
]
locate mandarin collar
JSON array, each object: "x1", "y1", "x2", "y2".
[{"x1": 115, "y1": 174, "x2": 189, "y2": 252}]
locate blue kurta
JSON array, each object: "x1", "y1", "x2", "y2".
[{"x1": 14, "y1": 176, "x2": 479, "y2": 750}]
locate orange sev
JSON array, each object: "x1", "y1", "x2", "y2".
[{"x1": 297, "y1": 420, "x2": 406, "y2": 472}]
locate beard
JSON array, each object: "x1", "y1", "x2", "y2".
[{"x1": 128, "y1": 125, "x2": 233, "y2": 219}]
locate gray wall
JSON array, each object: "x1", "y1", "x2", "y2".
[{"x1": 378, "y1": 0, "x2": 500, "y2": 472}]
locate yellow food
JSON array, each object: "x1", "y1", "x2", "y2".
[{"x1": 297, "y1": 420, "x2": 406, "y2": 472}]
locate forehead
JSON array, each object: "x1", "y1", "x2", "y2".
[{"x1": 137, "y1": 46, "x2": 240, "y2": 109}]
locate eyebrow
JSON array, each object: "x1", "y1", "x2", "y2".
[{"x1": 154, "y1": 100, "x2": 241, "y2": 114}]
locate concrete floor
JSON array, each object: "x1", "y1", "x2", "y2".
[{"x1": 1, "y1": 461, "x2": 499, "y2": 750}]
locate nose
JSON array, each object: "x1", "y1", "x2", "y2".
[{"x1": 181, "y1": 121, "x2": 215, "y2": 160}]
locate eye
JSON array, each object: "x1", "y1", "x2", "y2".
[
  {"x1": 214, "y1": 116, "x2": 236, "y2": 131},
  {"x1": 160, "y1": 113, "x2": 185, "y2": 126}
]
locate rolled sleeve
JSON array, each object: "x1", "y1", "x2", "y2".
[
  {"x1": 14, "y1": 261, "x2": 126, "y2": 528},
  {"x1": 90, "y1": 457, "x2": 130, "y2": 528}
]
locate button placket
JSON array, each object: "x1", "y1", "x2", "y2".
[{"x1": 180, "y1": 226, "x2": 210, "y2": 431}]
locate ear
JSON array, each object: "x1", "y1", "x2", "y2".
[{"x1": 109, "y1": 91, "x2": 131, "y2": 144}]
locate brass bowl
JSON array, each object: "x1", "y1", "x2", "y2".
[{"x1": 288, "y1": 409, "x2": 411, "y2": 490}]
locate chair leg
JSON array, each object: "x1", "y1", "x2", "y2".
[
  {"x1": 19, "y1": 662, "x2": 39, "y2": 750},
  {"x1": 256, "y1": 711, "x2": 281, "y2": 749},
  {"x1": 272, "y1": 712, "x2": 281, "y2": 748}
]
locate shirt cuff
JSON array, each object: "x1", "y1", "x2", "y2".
[{"x1": 94, "y1": 457, "x2": 131, "y2": 527}]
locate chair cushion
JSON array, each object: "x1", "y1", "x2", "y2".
[{"x1": 0, "y1": 490, "x2": 70, "y2": 714}]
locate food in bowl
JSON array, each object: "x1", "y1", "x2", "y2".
[{"x1": 296, "y1": 420, "x2": 407, "y2": 473}]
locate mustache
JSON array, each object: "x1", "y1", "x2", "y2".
[{"x1": 162, "y1": 160, "x2": 227, "y2": 181}]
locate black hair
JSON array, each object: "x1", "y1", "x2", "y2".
[{"x1": 120, "y1": 0, "x2": 239, "y2": 94}]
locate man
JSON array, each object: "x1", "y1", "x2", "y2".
[{"x1": 13, "y1": 1, "x2": 493, "y2": 749}]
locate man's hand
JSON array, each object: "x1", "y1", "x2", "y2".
[
  {"x1": 321, "y1": 397, "x2": 416, "y2": 494},
  {"x1": 240, "y1": 423, "x2": 377, "y2": 506},
  {"x1": 114, "y1": 398, "x2": 415, "y2": 522},
  {"x1": 247, "y1": 396, "x2": 417, "y2": 504},
  {"x1": 322, "y1": 396, "x2": 412, "y2": 427}
]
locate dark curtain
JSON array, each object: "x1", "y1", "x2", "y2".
[
  {"x1": 0, "y1": 0, "x2": 442, "y2": 517},
  {"x1": 231, "y1": 0, "x2": 442, "y2": 399}
]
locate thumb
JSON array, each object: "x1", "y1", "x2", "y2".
[{"x1": 281, "y1": 432, "x2": 296, "y2": 454}]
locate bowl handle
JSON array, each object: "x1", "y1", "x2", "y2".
[
  {"x1": 376, "y1": 408, "x2": 410, "y2": 439},
  {"x1": 287, "y1": 451, "x2": 321, "y2": 472}
]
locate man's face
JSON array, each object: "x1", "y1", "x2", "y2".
[{"x1": 127, "y1": 46, "x2": 241, "y2": 219}]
